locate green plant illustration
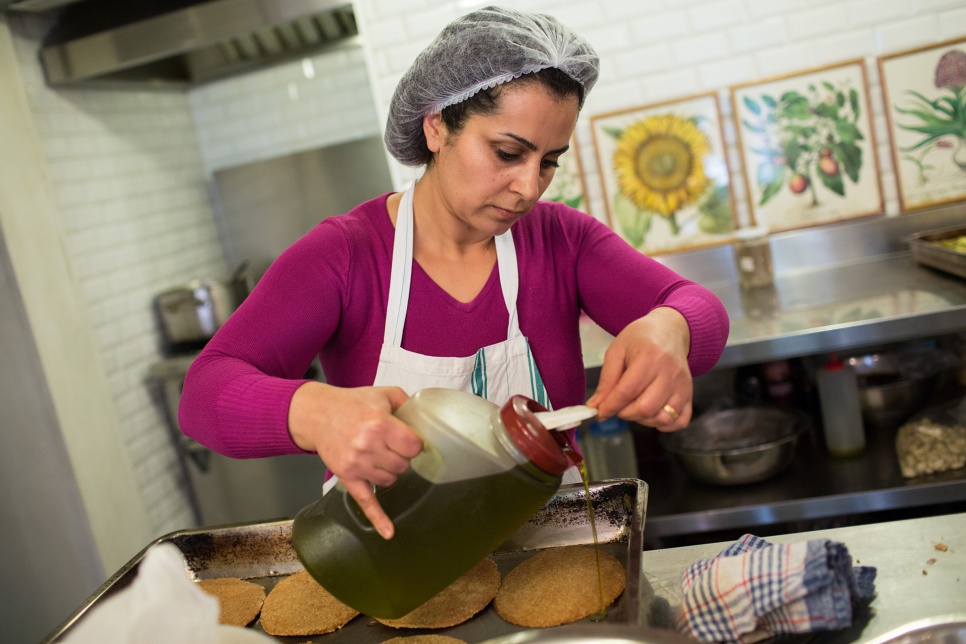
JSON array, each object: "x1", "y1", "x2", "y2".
[
  {"x1": 742, "y1": 80, "x2": 865, "y2": 207},
  {"x1": 543, "y1": 151, "x2": 585, "y2": 210},
  {"x1": 894, "y1": 48, "x2": 966, "y2": 179},
  {"x1": 901, "y1": 143, "x2": 938, "y2": 185}
]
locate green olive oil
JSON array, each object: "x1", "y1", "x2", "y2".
[
  {"x1": 578, "y1": 461, "x2": 607, "y2": 622},
  {"x1": 292, "y1": 464, "x2": 560, "y2": 619}
]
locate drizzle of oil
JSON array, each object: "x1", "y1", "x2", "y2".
[{"x1": 578, "y1": 461, "x2": 607, "y2": 622}]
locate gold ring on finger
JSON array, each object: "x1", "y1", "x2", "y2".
[{"x1": 662, "y1": 403, "x2": 680, "y2": 420}]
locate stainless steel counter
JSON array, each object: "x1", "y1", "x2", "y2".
[
  {"x1": 580, "y1": 206, "x2": 966, "y2": 372},
  {"x1": 640, "y1": 512, "x2": 966, "y2": 643},
  {"x1": 578, "y1": 205, "x2": 966, "y2": 545}
]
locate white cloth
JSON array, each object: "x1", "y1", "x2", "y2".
[{"x1": 61, "y1": 544, "x2": 273, "y2": 644}]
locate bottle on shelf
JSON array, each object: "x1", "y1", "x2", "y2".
[
  {"x1": 763, "y1": 359, "x2": 795, "y2": 406},
  {"x1": 815, "y1": 353, "x2": 866, "y2": 457},
  {"x1": 579, "y1": 417, "x2": 639, "y2": 480},
  {"x1": 733, "y1": 225, "x2": 774, "y2": 289}
]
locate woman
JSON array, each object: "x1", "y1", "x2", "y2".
[{"x1": 179, "y1": 7, "x2": 729, "y2": 540}]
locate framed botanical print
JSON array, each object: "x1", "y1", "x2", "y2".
[
  {"x1": 731, "y1": 60, "x2": 883, "y2": 231},
  {"x1": 543, "y1": 135, "x2": 591, "y2": 214},
  {"x1": 589, "y1": 92, "x2": 736, "y2": 255},
  {"x1": 879, "y1": 37, "x2": 966, "y2": 212}
]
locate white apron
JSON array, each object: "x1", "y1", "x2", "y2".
[
  {"x1": 323, "y1": 182, "x2": 579, "y2": 491},
  {"x1": 373, "y1": 182, "x2": 552, "y2": 406}
]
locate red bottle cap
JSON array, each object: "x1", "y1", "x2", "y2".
[{"x1": 499, "y1": 396, "x2": 583, "y2": 475}]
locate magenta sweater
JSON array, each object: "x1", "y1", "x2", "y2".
[{"x1": 179, "y1": 194, "x2": 729, "y2": 457}]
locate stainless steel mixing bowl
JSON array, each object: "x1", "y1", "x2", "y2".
[
  {"x1": 848, "y1": 352, "x2": 937, "y2": 431},
  {"x1": 659, "y1": 407, "x2": 808, "y2": 486}
]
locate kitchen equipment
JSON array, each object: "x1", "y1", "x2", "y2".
[
  {"x1": 147, "y1": 355, "x2": 328, "y2": 527},
  {"x1": 24, "y1": 0, "x2": 360, "y2": 87},
  {"x1": 153, "y1": 268, "x2": 249, "y2": 353},
  {"x1": 849, "y1": 351, "x2": 945, "y2": 431},
  {"x1": 211, "y1": 137, "x2": 394, "y2": 280},
  {"x1": 292, "y1": 389, "x2": 582, "y2": 619},
  {"x1": 907, "y1": 224, "x2": 966, "y2": 279},
  {"x1": 660, "y1": 407, "x2": 808, "y2": 486},
  {"x1": 817, "y1": 353, "x2": 866, "y2": 457},
  {"x1": 44, "y1": 479, "x2": 647, "y2": 643},
  {"x1": 868, "y1": 615, "x2": 966, "y2": 644}
]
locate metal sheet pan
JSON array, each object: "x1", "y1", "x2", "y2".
[
  {"x1": 908, "y1": 224, "x2": 966, "y2": 279},
  {"x1": 45, "y1": 479, "x2": 647, "y2": 643}
]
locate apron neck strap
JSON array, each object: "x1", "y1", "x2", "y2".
[{"x1": 383, "y1": 182, "x2": 522, "y2": 348}]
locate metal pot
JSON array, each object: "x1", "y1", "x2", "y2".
[
  {"x1": 154, "y1": 274, "x2": 248, "y2": 351},
  {"x1": 849, "y1": 351, "x2": 949, "y2": 431},
  {"x1": 660, "y1": 407, "x2": 808, "y2": 486}
]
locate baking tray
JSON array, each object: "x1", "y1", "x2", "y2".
[
  {"x1": 45, "y1": 479, "x2": 647, "y2": 643},
  {"x1": 907, "y1": 224, "x2": 966, "y2": 279}
]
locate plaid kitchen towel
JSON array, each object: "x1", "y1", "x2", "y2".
[{"x1": 676, "y1": 534, "x2": 877, "y2": 643}]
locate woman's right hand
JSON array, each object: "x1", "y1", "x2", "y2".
[{"x1": 288, "y1": 382, "x2": 423, "y2": 540}]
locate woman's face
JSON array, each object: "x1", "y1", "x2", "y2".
[{"x1": 423, "y1": 82, "x2": 580, "y2": 239}]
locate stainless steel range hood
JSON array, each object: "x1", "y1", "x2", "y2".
[{"x1": 30, "y1": 0, "x2": 359, "y2": 87}]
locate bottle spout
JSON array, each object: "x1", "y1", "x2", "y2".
[
  {"x1": 534, "y1": 405, "x2": 597, "y2": 431},
  {"x1": 534, "y1": 405, "x2": 594, "y2": 468},
  {"x1": 500, "y1": 396, "x2": 586, "y2": 475}
]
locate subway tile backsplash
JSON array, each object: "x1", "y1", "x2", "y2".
[
  {"x1": 188, "y1": 45, "x2": 381, "y2": 174},
  {"x1": 11, "y1": 17, "x2": 223, "y2": 535}
]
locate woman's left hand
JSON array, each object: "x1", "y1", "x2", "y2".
[{"x1": 586, "y1": 307, "x2": 692, "y2": 431}]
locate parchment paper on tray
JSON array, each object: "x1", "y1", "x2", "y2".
[{"x1": 59, "y1": 543, "x2": 273, "y2": 644}]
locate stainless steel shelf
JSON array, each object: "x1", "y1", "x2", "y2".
[
  {"x1": 579, "y1": 205, "x2": 966, "y2": 545},
  {"x1": 581, "y1": 205, "x2": 966, "y2": 372},
  {"x1": 640, "y1": 415, "x2": 966, "y2": 542},
  {"x1": 713, "y1": 253, "x2": 966, "y2": 368}
]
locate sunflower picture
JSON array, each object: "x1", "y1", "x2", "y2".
[{"x1": 591, "y1": 93, "x2": 735, "y2": 255}]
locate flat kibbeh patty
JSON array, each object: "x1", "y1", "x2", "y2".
[
  {"x1": 196, "y1": 577, "x2": 265, "y2": 627},
  {"x1": 377, "y1": 557, "x2": 500, "y2": 629},
  {"x1": 494, "y1": 546, "x2": 625, "y2": 627},
  {"x1": 260, "y1": 570, "x2": 359, "y2": 636}
]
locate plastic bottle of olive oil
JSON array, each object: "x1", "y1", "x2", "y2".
[{"x1": 292, "y1": 389, "x2": 580, "y2": 619}]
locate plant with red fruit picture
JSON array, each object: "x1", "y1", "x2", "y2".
[
  {"x1": 741, "y1": 79, "x2": 865, "y2": 207},
  {"x1": 894, "y1": 48, "x2": 966, "y2": 178}
]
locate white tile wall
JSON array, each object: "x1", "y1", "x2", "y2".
[
  {"x1": 7, "y1": 20, "x2": 385, "y2": 536},
  {"x1": 353, "y1": 0, "x2": 966, "y2": 221},
  {"x1": 6, "y1": 0, "x2": 966, "y2": 538},
  {"x1": 9, "y1": 14, "x2": 224, "y2": 536},
  {"x1": 188, "y1": 44, "x2": 382, "y2": 174}
]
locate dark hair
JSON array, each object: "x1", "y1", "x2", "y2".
[{"x1": 417, "y1": 67, "x2": 585, "y2": 166}]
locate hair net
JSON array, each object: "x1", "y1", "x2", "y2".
[{"x1": 385, "y1": 5, "x2": 600, "y2": 166}]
